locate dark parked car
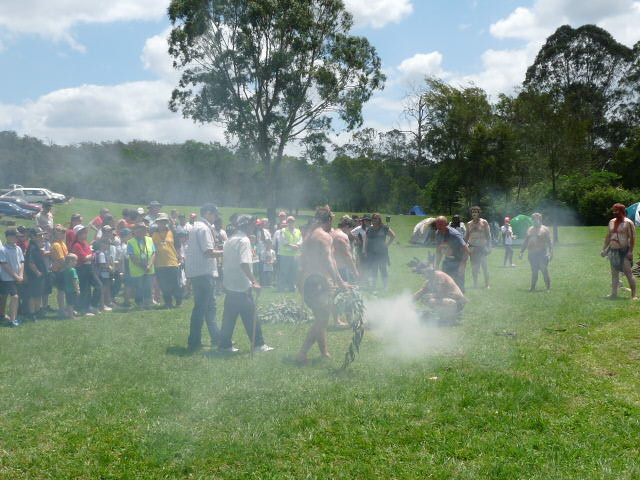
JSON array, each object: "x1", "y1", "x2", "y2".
[
  {"x1": 0, "y1": 197, "x2": 42, "y2": 212},
  {"x1": 0, "y1": 202, "x2": 35, "y2": 219}
]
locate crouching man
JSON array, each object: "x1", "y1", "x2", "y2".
[{"x1": 412, "y1": 260, "x2": 467, "y2": 325}]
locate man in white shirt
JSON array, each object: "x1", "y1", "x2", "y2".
[
  {"x1": 35, "y1": 202, "x2": 54, "y2": 233},
  {"x1": 185, "y1": 203, "x2": 223, "y2": 350},
  {"x1": 500, "y1": 217, "x2": 516, "y2": 267},
  {"x1": 350, "y1": 215, "x2": 370, "y2": 284},
  {"x1": 218, "y1": 215, "x2": 273, "y2": 353}
]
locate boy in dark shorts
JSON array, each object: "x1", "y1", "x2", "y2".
[{"x1": 0, "y1": 229, "x2": 25, "y2": 327}]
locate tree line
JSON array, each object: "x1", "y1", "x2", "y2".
[{"x1": 1, "y1": 24, "x2": 639, "y2": 226}]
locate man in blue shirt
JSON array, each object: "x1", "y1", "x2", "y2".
[{"x1": 434, "y1": 216, "x2": 469, "y2": 292}]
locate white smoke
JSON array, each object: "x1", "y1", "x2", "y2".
[{"x1": 365, "y1": 292, "x2": 458, "y2": 360}]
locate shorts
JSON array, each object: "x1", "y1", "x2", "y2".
[
  {"x1": 303, "y1": 274, "x2": 334, "y2": 312},
  {"x1": 469, "y1": 244, "x2": 489, "y2": 256},
  {"x1": 26, "y1": 276, "x2": 46, "y2": 298},
  {"x1": 608, "y1": 247, "x2": 629, "y2": 272},
  {"x1": 338, "y1": 267, "x2": 355, "y2": 283},
  {"x1": 124, "y1": 273, "x2": 135, "y2": 288},
  {"x1": 54, "y1": 271, "x2": 65, "y2": 290},
  {"x1": 0, "y1": 280, "x2": 18, "y2": 296},
  {"x1": 43, "y1": 272, "x2": 53, "y2": 295},
  {"x1": 528, "y1": 250, "x2": 550, "y2": 269}
]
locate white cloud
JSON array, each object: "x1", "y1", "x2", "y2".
[
  {"x1": 344, "y1": 0, "x2": 413, "y2": 28},
  {"x1": 141, "y1": 27, "x2": 178, "y2": 81},
  {"x1": 452, "y1": 45, "x2": 539, "y2": 95},
  {"x1": 489, "y1": 0, "x2": 640, "y2": 45},
  {"x1": 0, "y1": 80, "x2": 225, "y2": 145},
  {"x1": 0, "y1": 23, "x2": 229, "y2": 145},
  {"x1": 598, "y1": 2, "x2": 640, "y2": 46},
  {"x1": 0, "y1": 0, "x2": 168, "y2": 50},
  {"x1": 461, "y1": 0, "x2": 640, "y2": 95},
  {"x1": 397, "y1": 52, "x2": 449, "y2": 83},
  {"x1": 0, "y1": 0, "x2": 412, "y2": 50}
]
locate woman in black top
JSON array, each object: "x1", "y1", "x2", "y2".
[{"x1": 365, "y1": 213, "x2": 396, "y2": 290}]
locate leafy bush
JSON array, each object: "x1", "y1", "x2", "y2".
[{"x1": 577, "y1": 187, "x2": 639, "y2": 225}]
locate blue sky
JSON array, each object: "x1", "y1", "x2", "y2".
[{"x1": 1, "y1": 0, "x2": 639, "y2": 145}]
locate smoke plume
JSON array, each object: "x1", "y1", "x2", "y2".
[{"x1": 365, "y1": 292, "x2": 458, "y2": 360}]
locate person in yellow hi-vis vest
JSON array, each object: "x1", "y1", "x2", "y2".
[
  {"x1": 277, "y1": 216, "x2": 302, "y2": 292},
  {"x1": 152, "y1": 213, "x2": 182, "y2": 308},
  {"x1": 127, "y1": 223, "x2": 156, "y2": 308}
]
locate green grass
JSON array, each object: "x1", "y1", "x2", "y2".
[{"x1": 1, "y1": 199, "x2": 639, "y2": 479}]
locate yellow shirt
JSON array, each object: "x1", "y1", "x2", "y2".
[
  {"x1": 152, "y1": 230, "x2": 179, "y2": 268},
  {"x1": 51, "y1": 241, "x2": 68, "y2": 272}
]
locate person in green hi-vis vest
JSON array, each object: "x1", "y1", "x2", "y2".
[
  {"x1": 277, "y1": 216, "x2": 302, "y2": 292},
  {"x1": 127, "y1": 223, "x2": 156, "y2": 309}
]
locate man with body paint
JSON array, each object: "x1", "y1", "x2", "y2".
[
  {"x1": 295, "y1": 205, "x2": 348, "y2": 364},
  {"x1": 601, "y1": 203, "x2": 637, "y2": 300},
  {"x1": 412, "y1": 257, "x2": 467, "y2": 324},
  {"x1": 465, "y1": 206, "x2": 492, "y2": 289},
  {"x1": 435, "y1": 216, "x2": 469, "y2": 293},
  {"x1": 520, "y1": 213, "x2": 553, "y2": 292}
]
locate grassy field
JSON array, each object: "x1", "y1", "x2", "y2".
[{"x1": 1, "y1": 199, "x2": 639, "y2": 479}]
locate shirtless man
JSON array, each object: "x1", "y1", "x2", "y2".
[
  {"x1": 332, "y1": 216, "x2": 359, "y2": 326},
  {"x1": 601, "y1": 203, "x2": 637, "y2": 300},
  {"x1": 519, "y1": 213, "x2": 553, "y2": 291},
  {"x1": 413, "y1": 259, "x2": 467, "y2": 324},
  {"x1": 465, "y1": 206, "x2": 492, "y2": 289},
  {"x1": 296, "y1": 206, "x2": 347, "y2": 363},
  {"x1": 332, "y1": 216, "x2": 358, "y2": 284}
]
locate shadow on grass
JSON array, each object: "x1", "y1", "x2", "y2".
[
  {"x1": 165, "y1": 345, "x2": 202, "y2": 357},
  {"x1": 202, "y1": 349, "x2": 255, "y2": 360}
]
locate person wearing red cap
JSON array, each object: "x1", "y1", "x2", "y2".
[
  {"x1": 500, "y1": 217, "x2": 516, "y2": 267},
  {"x1": 601, "y1": 203, "x2": 637, "y2": 300}
]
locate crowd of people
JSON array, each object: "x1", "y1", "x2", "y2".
[
  {"x1": 0, "y1": 201, "x2": 396, "y2": 358},
  {"x1": 411, "y1": 202, "x2": 638, "y2": 326},
  {"x1": 1, "y1": 200, "x2": 636, "y2": 361}
]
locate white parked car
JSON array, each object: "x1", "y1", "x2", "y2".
[{"x1": 0, "y1": 187, "x2": 66, "y2": 204}]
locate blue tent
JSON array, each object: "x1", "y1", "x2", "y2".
[
  {"x1": 626, "y1": 202, "x2": 640, "y2": 226},
  {"x1": 408, "y1": 205, "x2": 426, "y2": 216}
]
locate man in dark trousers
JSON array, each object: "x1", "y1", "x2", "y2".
[
  {"x1": 435, "y1": 216, "x2": 470, "y2": 292},
  {"x1": 218, "y1": 215, "x2": 274, "y2": 353},
  {"x1": 185, "y1": 203, "x2": 223, "y2": 350}
]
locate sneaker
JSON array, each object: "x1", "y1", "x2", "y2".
[
  {"x1": 84, "y1": 312, "x2": 95, "y2": 317},
  {"x1": 253, "y1": 344, "x2": 274, "y2": 353},
  {"x1": 102, "y1": 306, "x2": 113, "y2": 312},
  {"x1": 89, "y1": 307, "x2": 100, "y2": 315},
  {"x1": 8, "y1": 320, "x2": 19, "y2": 327},
  {"x1": 218, "y1": 346, "x2": 239, "y2": 353}
]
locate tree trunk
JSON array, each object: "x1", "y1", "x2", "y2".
[
  {"x1": 260, "y1": 144, "x2": 277, "y2": 227},
  {"x1": 550, "y1": 160, "x2": 559, "y2": 243}
]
